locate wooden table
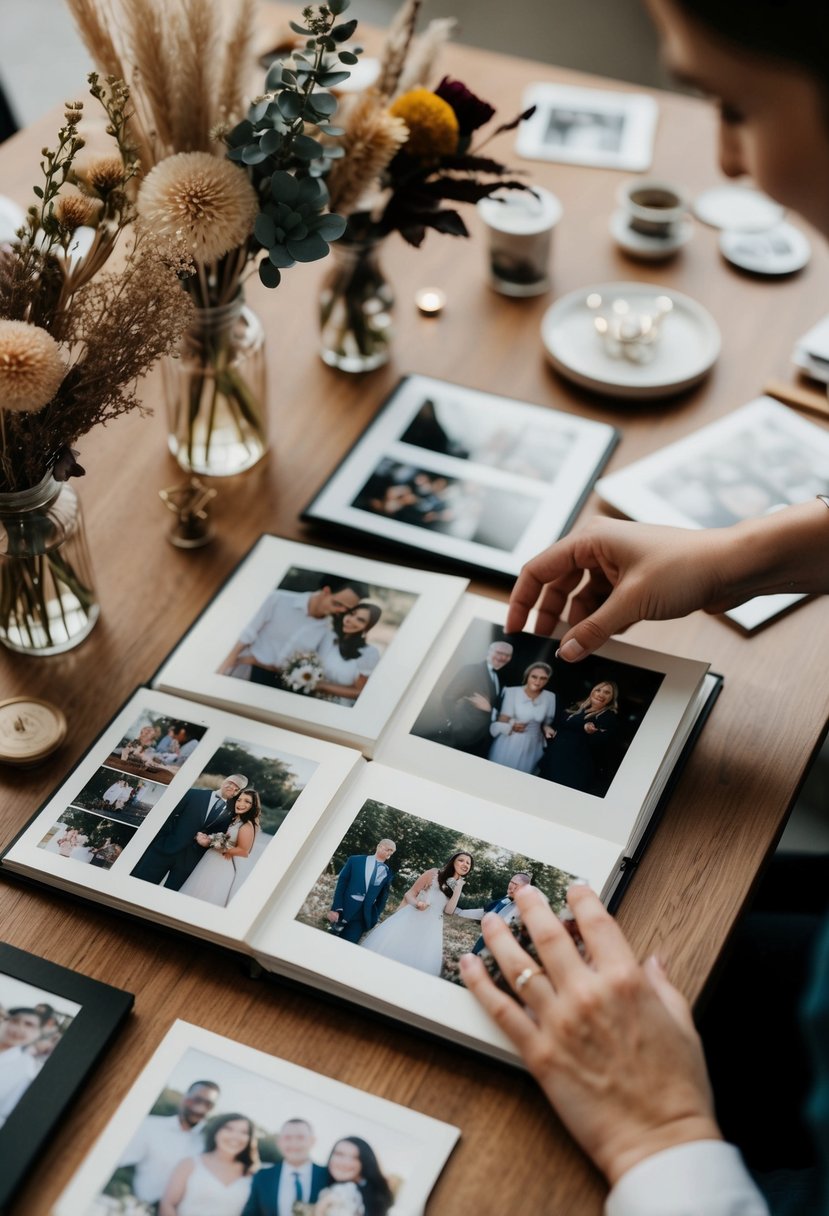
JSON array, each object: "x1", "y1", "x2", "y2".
[{"x1": 2, "y1": 37, "x2": 828, "y2": 1214}]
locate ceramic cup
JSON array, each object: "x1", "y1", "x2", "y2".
[
  {"x1": 477, "y1": 186, "x2": 563, "y2": 297},
  {"x1": 618, "y1": 179, "x2": 688, "y2": 239}
]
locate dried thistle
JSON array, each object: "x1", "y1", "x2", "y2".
[
  {"x1": 0, "y1": 321, "x2": 65, "y2": 413},
  {"x1": 327, "y1": 92, "x2": 409, "y2": 217}
]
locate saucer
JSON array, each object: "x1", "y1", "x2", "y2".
[
  {"x1": 610, "y1": 208, "x2": 693, "y2": 260},
  {"x1": 720, "y1": 222, "x2": 811, "y2": 275},
  {"x1": 541, "y1": 281, "x2": 721, "y2": 399}
]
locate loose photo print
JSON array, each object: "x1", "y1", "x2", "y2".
[
  {"x1": 104, "y1": 709, "x2": 210, "y2": 785},
  {"x1": 130, "y1": 736, "x2": 318, "y2": 907},
  {"x1": 516, "y1": 82, "x2": 658, "y2": 171},
  {"x1": 0, "y1": 973, "x2": 81, "y2": 1129},
  {"x1": 217, "y1": 563, "x2": 418, "y2": 710},
  {"x1": 296, "y1": 799, "x2": 575, "y2": 987},
  {"x1": 410, "y1": 617, "x2": 664, "y2": 799},
  {"x1": 55, "y1": 1022, "x2": 458, "y2": 1216},
  {"x1": 303, "y1": 375, "x2": 618, "y2": 578},
  {"x1": 38, "y1": 809, "x2": 138, "y2": 869}
]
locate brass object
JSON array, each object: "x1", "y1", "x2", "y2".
[{"x1": 159, "y1": 477, "x2": 218, "y2": 549}]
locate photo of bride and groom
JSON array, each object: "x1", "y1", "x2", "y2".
[
  {"x1": 217, "y1": 567, "x2": 417, "y2": 710},
  {"x1": 131, "y1": 738, "x2": 317, "y2": 907},
  {"x1": 297, "y1": 800, "x2": 573, "y2": 986}
]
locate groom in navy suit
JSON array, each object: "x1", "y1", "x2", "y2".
[
  {"x1": 131, "y1": 773, "x2": 248, "y2": 890},
  {"x1": 242, "y1": 1117, "x2": 327, "y2": 1216},
  {"x1": 456, "y1": 872, "x2": 532, "y2": 954},
  {"x1": 327, "y1": 839, "x2": 396, "y2": 943}
]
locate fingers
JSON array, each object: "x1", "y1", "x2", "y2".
[
  {"x1": 460, "y1": 953, "x2": 539, "y2": 1055},
  {"x1": 556, "y1": 592, "x2": 638, "y2": 662},
  {"x1": 513, "y1": 886, "x2": 585, "y2": 986},
  {"x1": 566, "y1": 886, "x2": 637, "y2": 970},
  {"x1": 478, "y1": 911, "x2": 556, "y2": 1017},
  {"x1": 507, "y1": 540, "x2": 583, "y2": 634}
]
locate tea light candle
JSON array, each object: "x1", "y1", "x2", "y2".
[{"x1": 415, "y1": 287, "x2": 446, "y2": 316}]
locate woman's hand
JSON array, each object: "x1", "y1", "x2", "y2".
[
  {"x1": 512, "y1": 721, "x2": 527, "y2": 733},
  {"x1": 460, "y1": 885, "x2": 721, "y2": 1186},
  {"x1": 584, "y1": 722, "x2": 598, "y2": 734},
  {"x1": 543, "y1": 725, "x2": 557, "y2": 740},
  {"x1": 415, "y1": 899, "x2": 430, "y2": 911}
]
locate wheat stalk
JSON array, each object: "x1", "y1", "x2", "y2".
[
  {"x1": 396, "y1": 17, "x2": 456, "y2": 96},
  {"x1": 218, "y1": 0, "x2": 258, "y2": 125},
  {"x1": 171, "y1": 0, "x2": 221, "y2": 152},
  {"x1": 375, "y1": 0, "x2": 422, "y2": 101}
]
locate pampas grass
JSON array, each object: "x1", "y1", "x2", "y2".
[
  {"x1": 375, "y1": 0, "x2": 422, "y2": 101},
  {"x1": 327, "y1": 92, "x2": 409, "y2": 216}
]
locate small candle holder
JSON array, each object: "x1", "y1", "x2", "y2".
[
  {"x1": 414, "y1": 287, "x2": 446, "y2": 316},
  {"x1": 587, "y1": 291, "x2": 673, "y2": 364},
  {"x1": 159, "y1": 477, "x2": 218, "y2": 549}
]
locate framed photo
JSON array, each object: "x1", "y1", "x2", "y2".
[
  {"x1": 302, "y1": 374, "x2": 618, "y2": 578},
  {"x1": 516, "y1": 82, "x2": 658, "y2": 171},
  {"x1": 596, "y1": 396, "x2": 829, "y2": 629},
  {"x1": 54, "y1": 1020, "x2": 458, "y2": 1215},
  {"x1": 0, "y1": 943, "x2": 133, "y2": 1214}
]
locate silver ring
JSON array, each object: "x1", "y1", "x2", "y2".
[{"x1": 514, "y1": 966, "x2": 544, "y2": 993}]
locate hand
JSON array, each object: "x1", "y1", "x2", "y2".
[
  {"x1": 511, "y1": 721, "x2": 527, "y2": 733},
  {"x1": 415, "y1": 900, "x2": 429, "y2": 911},
  {"x1": 584, "y1": 722, "x2": 598, "y2": 734},
  {"x1": 506, "y1": 518, "x2": 734, "y2": 661},
  {"x1": 460, "y1": 885, "x2": 721, "y2": 1186},
  {"x1": 195, "y1": 832, "x2": 210, "y2": 847},
  {"x1": 543, "y1": 726, "x2": 557, "y2": 740},
  {"x1": 467, "y1": 691, "x2": 493, "y2": 712},
  {"x1": 326, "y1": 911, "x2": 340, "y2": 924}
]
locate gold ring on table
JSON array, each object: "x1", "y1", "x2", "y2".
[{"x1": 514, "y1": 966, "x2": 544, "y2": 993}]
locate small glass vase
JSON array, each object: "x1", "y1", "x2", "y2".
[
  {"x1": 0, "y1": 474, "x2": 99, "y2": 655},
  {"x1": 319, "y1": 238, "x2": 394, "y2": 373},
  {"x1": 163, "y1": 294, "x2": 268, "y2": 477}
]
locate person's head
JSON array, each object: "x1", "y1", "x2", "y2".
[
  {"x1": 219, "y1": 774, "x2": 248, "y2": 800},
  {"x1": 174, "y1": 725, "x2": 190, "y2": 744},
  {"x1": 646, "y1": 0, "x2": 829, "y2": 236},
  {"x1": 0, "y1": 1006, "x2": 53, "y2": 1050},
  {"x1": 374, "y1": 839, "x2": 396, "y2": 862},
  {"x1": 313, "y1": 575, "x2": 370, "y2": 618},
  {"x1": 507, "y1": 873, "x2": 532, "y2": 900},
  {"x1": 137, "y1": 726, "x2": 155, "y2": 745},
  {"x1": 523, "y1": 662, "x2": 552, "y2": 693},
  {"x1": 333, "y1": 601, "x2": 383, "y2": 659},
  {"x1": 277, "y1": 1117, "x2": 315, "y2": 1166},
  {"x1": 204, "y1": 1113, "x2": 257, "y2": 1172},
  {"x1": 487, "y1": 641, "x2": 513, "y2": 670},
  {"x1": 178, "y1": 1081, "x2": 220, "y2": 1127},
  {"x1": 586, "y1": 681, "x2": 619, "y2": 715},
  {"x1": 438, "y1": 850, "x2": 474, "y2": 894},
  {"x1": 231, "y1": 788, "x2": 261, "y2": 827},
  {"x1": 326, "y1": 1137, "x2": 392, "y2": 1210}
]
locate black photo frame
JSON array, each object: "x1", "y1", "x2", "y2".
[{"x1": 0, "y1": 942, "x2": 133, "y2": 1213}]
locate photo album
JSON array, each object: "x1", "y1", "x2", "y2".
[
  {"x1": 53, "y1": 1020, "x2": 459, "y2": 1215},
  {"x1": 302, "y1": 374, "x2": 619, "y2": 578},
  {"x1": 2, "y1": 534, "x2": 720, "y2": 1063},
  {"x1": 596, "y1": 396, "x2": 829, "y2": 630}
]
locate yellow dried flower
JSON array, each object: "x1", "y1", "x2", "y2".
[
  {"x1": 389, "y1": 88, "x2": 459, "y2": 159},
  {"x1": 137, "y1": 151, "x2": 257, "y2": 264},
  {"x1": 82, "y1": 154, "x2": 126, "y2": 196},
  {"x1": 55, "y1": 189, "x2": 101, "y2": 231},
  {"x1": 0, "y1": 321, "x2": 65, "y2": 414}
]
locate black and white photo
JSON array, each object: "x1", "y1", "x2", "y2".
[{"x1": 516, "y1": 83, "x2": 658, "y2": 170}]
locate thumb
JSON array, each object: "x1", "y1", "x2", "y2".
[
  {"x1": 556, "y1": 594, "x2": 636, "y2": 661},
  {"x1": 644, "y1": 955, "x2": 696, "y2": 1034}
]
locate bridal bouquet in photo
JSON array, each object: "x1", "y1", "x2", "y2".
[
  {"x1": 206, "y1": 831, "x2": 232, "y2": 852},
  {"x1": 282, "y1": 650, "x2": 326, "y2": 694},
  {"x1": 67, "y1": 0, "x2": 361, "y2": 476},
  {"x1": 0, "y1": 77, "x2": 191, "y2": 656}
]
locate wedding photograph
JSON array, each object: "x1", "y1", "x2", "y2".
[
  {"x1": 68, "y1": 765, "x2": 166, "y2": 827},
  {"x1": 517, "y1": 83, "x2": 657, "y2": 171},
  {"x1": 296, "y1": 799, "x2": 574, "y2": 987},
  {"x1": 96, "y1": 1040, "x2": 434, "y2": 1216},
  {"x1": 217, "y1": 564, "x2": 418, "y2": 709},
  {"x1": 130, "y1": 737, "x2": 318, "y2": 906},
  {"x1": 38, "y1": 809, "x2": 138, "y2": 868},
  {"x1": 0, "y1": 972, "x2": 81, "y2": 1129},
  {"x1": 409, "y1": 618, "x2": 665, "y2": 797},
  {"x1": 104, "y1": 710, "x2": 210, "y2": 786}
]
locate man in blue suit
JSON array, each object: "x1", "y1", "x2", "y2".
[
  {"x1": 456, "y1": 872, "x2": 531, "y2": 954},
  {"x1": 327, "y1": 839, "x2": 396, "y2": 944},
  {"x1": 131, "y1": 773, "x2": 247, "y2": 890},
  {"x1": 242, "y1": 1117, "x2": 327, "y2": 1216}
]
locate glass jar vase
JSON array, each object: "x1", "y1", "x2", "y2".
[
  {"x1": 319, "y1": 238, "x2": 394, "y2": 373},
  {"x1": 162, "y1": 294, "x2": 268, "y2": 477},
  {"x1": 0, "y1": 474, "x2": 99, "y2": 655}
]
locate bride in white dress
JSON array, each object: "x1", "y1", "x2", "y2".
[
  {"x1": 179, "y1": 789, "x2": 261, "y2": 907},
  {"x1": 289, "y1": 603, "x2": 382, "y2": 707},
  {"x1": 362, "y1": 852, "x2": 474, "y2": 976},
  {"x1": 159, "y1": 1113, "x2": 256, "y2": 1216}
]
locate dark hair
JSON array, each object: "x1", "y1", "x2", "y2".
[
  {"x1": 7, "y1": 1005, "x2": 53, "y2": 1027},
  {"x1": 186, "y1": 1080, "x2": 220, "y2": 1095},
  {"x1": 437, "y1": 851, "x2": 474, "y2": 897},
  {"x1": 327, "y1": 1137, "x2": 393, "y2": 1216},
  {"x1": 231, "y1": 787, "x2": 262, "y2": 829},
  {"x1": 203, "y1": 1112, "x2": 257, "y2": 1173},
  {"x1": 675, "y1": 0, "x2": 829, "y2": 84},
  {"x1": 332, "y1": 601, "x2": 382, "y2": 660},
  {"x1": 319, "y1": 574, "x2": 370, "y2": 601}
]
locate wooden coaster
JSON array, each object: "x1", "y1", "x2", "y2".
[{"x1": 0, "y1": 697, "x2": 68, "y2": 766}]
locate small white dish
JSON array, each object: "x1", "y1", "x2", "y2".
[
  {"x1": 693, "y1": 185, "x2": 784, "y2": 231},
  {"x1": 541, "y1": 281, "x2": 721, "y2": 399},
  {"x1": 610, "y1": 208, "x2": 693, "y2": 260},
  {"x1": 720, "y1": 221, "x2": 810, "y2": 276}
]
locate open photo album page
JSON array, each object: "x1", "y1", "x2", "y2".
[
  {"x1": 52, "y1": 1020, "x2": 459, "y2": 1216},
  {"x1": 2, "y1": 688, "x2": 362, "y2": 947}
]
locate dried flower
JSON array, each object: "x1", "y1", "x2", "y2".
[
  {"x1": 434, "y1": 76, "x2": 495, "y2": 137},
  {"x1": 52, "y1": 447, "x2": 85, "y2": 481},
  {"x1": 0, "y1": 320, "x2": 65, "y2": 414},
  {"x1": 327, "y1": 92, "x2": 409, "y2": 216},
  {"x1": 389, "y1": 88, "x2": 459, "y2": 159},
  {"x1": 81, "y1": 154, "x2": 126, "y2": 196},
  {"x1": 137, "y1": 151, "x2": 257, "y2": 264},
  {"x1": 54, "y1": 189, "x2": 101, "y2": 231}
]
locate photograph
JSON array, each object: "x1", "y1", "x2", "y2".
[
  {"x1": 217, "y1": 565, "x2": 418, "y2": 709},
  {"x1": 104, "y1": 710, "x2": 210, "y2": 786},
  {"x1": 352, "y1": 457, "x2": 539, "y2": 552},
  {"x1": 76, "y1": 1028, "x2": 457, "y2": 1216},
  {"x1": 0, "y1": 973, "x2": 81, "y2": 1129},
  {"x1": 409, "y1": 618, "x2": 665, "y2": 798},
  {"x1": 296, "y1": 800, "x2": 575, "y2": 986},
  {"x1": 130, "y1": 737, "x2": 318, "y2": 906},
  {"x1": 68, "y1": 765, "x2": 166, "y2": 827},
  {"x1": 516, "y1": 83, "x2": 658, "y2": 171},
  {"x1": 38, "y1": 809, "x2": 138, "y2": 869}
]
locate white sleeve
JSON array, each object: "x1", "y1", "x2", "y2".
[{"x1": 605, "y1": 1142, "x2": 770, "y2": 1216}]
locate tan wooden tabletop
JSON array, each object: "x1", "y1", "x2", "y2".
[{"x1": 2, "y1": 32, "x2": 828, "y2": 1214}]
